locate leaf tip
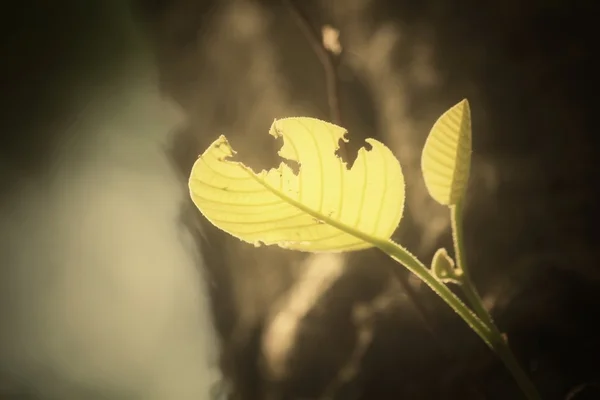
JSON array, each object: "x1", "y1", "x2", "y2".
[{"x1": 209, "y1": 134, "x2": 236, "y2": 160}]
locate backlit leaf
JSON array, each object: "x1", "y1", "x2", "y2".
[
  {"x1": 188, "y1": 117, "x2": 405, "y2": 252},
  {"x1": 421, "y1": 99, "x2": 472, "y2": 206},
  {"x1": 431, "y1": 248, "x2": 462, "y2": 284}
]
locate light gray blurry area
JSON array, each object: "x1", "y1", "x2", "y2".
[{"x1": 0, "y1": 1, "x2": 218, "y2": 398}]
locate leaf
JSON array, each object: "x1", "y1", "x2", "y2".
[
  {"x1": 188, "y1": 117, "x2": 405, "y2": 252},
  {"x1": 431, "y1": 248, "x2": 462, "y2": 284},
  {"x1": 421, "y1": 99, "x2": 472, "y2": 206}
]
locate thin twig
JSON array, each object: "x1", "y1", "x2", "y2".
[{"x1": 282, "y1": 0, "x2": 342, "y2": 127}]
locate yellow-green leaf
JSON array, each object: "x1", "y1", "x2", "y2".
[
  {"x1": 431, "y1": 248, "x2": 462, "y2": 284},
  {"x1": 421, "y1": 99, "x2": 472, "y2": 206},
  {"x1": 188, "y1": 117, "x2": 405, "y2": 252}
]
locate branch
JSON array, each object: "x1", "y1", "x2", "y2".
[{"x1": 282, "y1": 0, "x2": 342, "y2": 127}]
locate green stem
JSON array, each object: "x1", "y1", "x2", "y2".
[
  {"x1": 449, "y1": 200, "x2": 541, "y2": 399},
  {"x1": 376, "y1": 239, "x2": 541, "y2": 400},
  {"x1": 450, "y1": 200, "x2": 495, "y2": 328},
  {"x1": 377, "y1": 240, "x2": 493, "y2": 346}
]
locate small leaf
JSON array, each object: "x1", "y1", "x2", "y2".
[
  {"x1": 421, "y1": 99, "x2": 472, "y2": 206},
  {"x1": 188, "y1": 117, "x2": 405, "y2": 252},
  {"x1": 431, "y1": 248, "x2": 462, "y2": 284}
]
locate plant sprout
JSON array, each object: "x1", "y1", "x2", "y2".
[{"x1": 188, "y1": 99, "x2": 541, "y2": 399}]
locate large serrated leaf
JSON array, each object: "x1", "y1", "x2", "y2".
[
  {"x1": 188, "y1": 117, "x2": 405, "y2": 252},
  {"x1": 421, "y1": 99, "x2": 472, "y2": 206}
]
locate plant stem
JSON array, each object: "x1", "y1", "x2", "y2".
[
  {"x1": 448, "y1": 200, "x2": 541, "y2": 399},
  {"x1": 450, "y1": 200, "x2": 495, "y2": 328},
  {"x1": 378, "y1": 240, "x2": 492, "y2": 344},
  {"x1": 376, "y1": 239, "x2": 541, "y2": 400}
]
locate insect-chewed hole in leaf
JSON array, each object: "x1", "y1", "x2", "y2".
[
  {"x1": 221, "y1": 135, "x2": 292, "y2": 174},
  {"x1": 272, "y1": 133, "x2": 300, "y2": 175},
  {"x1": 285, "y1": 159, "x2": 300, "y2": 175},
  {"x1": 334, "y1": 136, "x2": 370, "y2": 169}
]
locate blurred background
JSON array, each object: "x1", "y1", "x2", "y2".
[{"x1": 0, "y1": 0, "x2": 597, "y2": 399}]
